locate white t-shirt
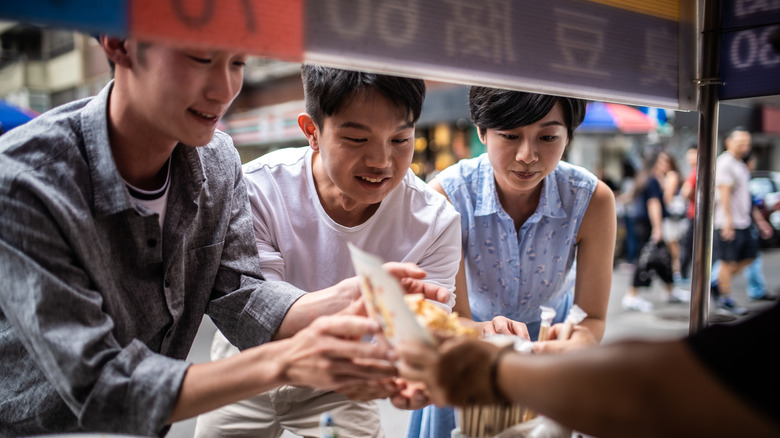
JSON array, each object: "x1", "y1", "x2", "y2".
[
  {"x1": 242, "y1": 146, "x2": 461, "y2": 297},
  {"x1": 715, "y1": 151, "x2": 752, "y2": 230},
  {"x1": 204, "y1": 147, "x2": 460, "y2": 432}
]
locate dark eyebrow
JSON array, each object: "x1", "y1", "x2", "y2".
[
  {"x1": 539, "y1": 120, "x2": 566, "y2": 128},
  {"x1": 338, "y1": 120, "x2": 415, "y2": 132},
  {"x1": 338, "y1": 121, "x2": 371, "y2": 131}
]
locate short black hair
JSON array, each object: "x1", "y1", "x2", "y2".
[
  {"x1": 468, "y1": 87, "x2": 586, "y2": 141},
  {"x1": 301, "y1": 64, "x2": 426, "y2": 130},
  {"x1": 724, "y1": 125, "x2": 750, "y2": 141}
]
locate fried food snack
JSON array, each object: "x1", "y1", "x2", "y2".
[{"x1": 404, "y1": 294, "x2": 479, "y2": 339}]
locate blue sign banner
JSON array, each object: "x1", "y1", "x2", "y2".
[
  {"x1": 719, "y1": 1, "x2": 780, "y2": 100},
  {"x1": 2, "y1": 0, "x2": 127, "y2": 36}
]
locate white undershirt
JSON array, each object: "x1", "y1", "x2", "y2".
[{"x1": 124, "y1": 160, "x2": 171, "y2": 230}]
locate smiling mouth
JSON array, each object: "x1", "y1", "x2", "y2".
[
  {"x1": 189, "y1": 108, "x2": 218, "y2": 121},
  {"x1": 358, "y1": 175, "x2": 387, "y2": 184}
]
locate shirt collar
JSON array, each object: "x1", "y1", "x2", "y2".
[
  {"x1": 474, "y1": 161, "x2": 567, "y2": 221},
  {"x1": 83, "y1": 81, "x2": 206, "y2": 217},
  {"x1": 82, "y1": 81, "x2": 133, "y2": 217}
]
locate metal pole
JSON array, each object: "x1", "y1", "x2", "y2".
[{"x1": 690, "y1": 0, "x2": 722, "y2": 333}]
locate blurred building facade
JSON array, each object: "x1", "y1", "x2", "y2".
[{"x1": 0, "y1": 21, "x2": 111, "y2": 114}]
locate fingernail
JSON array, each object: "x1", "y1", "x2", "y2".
[{"x1": 386, "y1": 350, "x2": 398, "y2": 361}]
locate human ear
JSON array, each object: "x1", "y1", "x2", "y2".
[
  {"x1": 477, "y1": 128, "x2": 487, "y2": 145},
  {"x1": 298, "y1": 113, "x2": 320, "y2": 152},
  {"x1": 100, "y1": 36, "x2": 132, "y2": 69}
]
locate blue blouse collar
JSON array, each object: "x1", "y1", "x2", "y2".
[{"x1": 475, "y1": 159, "x2": 567, "y2": 221}]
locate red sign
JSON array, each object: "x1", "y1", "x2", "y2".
[
  {"x1": 130, "y1": 0, "x2": 303, "y2": 61},
  {"x1": 762, "y1": 106, "x2": 780, "y2": 136}
]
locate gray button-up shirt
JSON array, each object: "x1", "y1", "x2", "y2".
[{"x1": 0, "y1": 83, "x2": 305, "y2": 436}]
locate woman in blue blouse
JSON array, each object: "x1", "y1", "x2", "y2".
[{"x1": 407, "y1": 89, "x2": 615, "y2": 438}]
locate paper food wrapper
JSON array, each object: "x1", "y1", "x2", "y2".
[{"x1": 348, "y1": 243, "x2": 434, "y2": 346}]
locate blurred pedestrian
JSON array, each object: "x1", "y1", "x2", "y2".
[
  {"x1": 662, "y1": 153, "x2": 687, "y2": 282},
  {"x1": 622, "y1": 151, "x2": 689, "y2": 312},
  {"x1": 617, "y1": 158, "x2": 640, "y2": 267},
  {"x1": 679, "y1": 145, "x2": 698, "y2": 281},
  {"x1": 712, "y1": 128, "x2": 773, "y2": 314}
]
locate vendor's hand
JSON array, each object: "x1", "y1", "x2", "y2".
[
  {"x1": 280, "y1": 315, "x2": 396, "y2": 389},
  {"x1": 396, "y1": 340, "x2": 448, "y2": 406},
  {"x1": 390, "y1": 380, "x2": 431, "y2": 410},
  {"x1": 480, "y1": 316, "x2": 530, "y2": 339},
  {"x1": 398, "y1": 338, "x2": 508, "y2": 407},
  {"x1": 532, "y1": 324, "x2": 598, "y2": 354}
]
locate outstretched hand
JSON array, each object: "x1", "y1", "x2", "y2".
[
  {"x1": 280, "y1": 315, "x2": 396, "y2": 389},
  {"x1": 335, "y1": 262, "x2": 453, "y2": 312},
  {"x1": 532, "y1": 324, "x2": 598, "y2": 354},
  {"x1": 397, "y1": 337, "x2": 508, "y2": 407},
  {"x1": 383, "y1": 262, "x2": 455, "y2": 307},
  {"x1": 335, "y1": 377, "x2": 431, "y2": 410},
  {"x1": 479, "y1": 316, "x2": 530, "y2": 339}
]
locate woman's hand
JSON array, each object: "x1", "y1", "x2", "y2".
[
  {"x1": 532, "y1": 324, "x2": 598, "y2": 354},
  {"x1": 479, "y1": 316, "x2": 530, "y2": 339}
]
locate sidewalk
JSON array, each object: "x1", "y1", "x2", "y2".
[{"x1": 605, "y1": 248, "x2": 779, "y2": 343}]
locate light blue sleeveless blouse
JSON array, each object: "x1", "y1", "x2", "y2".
[
  {"x1": 439, "y1": 153, "x2": 597, "y2": 338},
  {"x1": 407, "y1": 155, "x2": 599, "y2": 438}
]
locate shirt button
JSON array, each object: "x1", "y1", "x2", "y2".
[
  {"x1": 147, "y1": 238, "x2": 157, "y2": 248},
  {"x1": 164, "y1": 279, "x2": 171, "y2": 288}
]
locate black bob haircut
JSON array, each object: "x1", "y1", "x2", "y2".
[
  {"x1": 469, "y1": 87, "x2": 587, "y2": 141},
  {"x1": 301, "y1": 64, "x2": 426, "y2": 130}
]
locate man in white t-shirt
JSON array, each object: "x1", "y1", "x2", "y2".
[
  {"x1": 194, "y1": 65, "x2": 461, "y2": 438},
  {"x1": 713, "y1": 128, "x2": 772, "y2": 315}
]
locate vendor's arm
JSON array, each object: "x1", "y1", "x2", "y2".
[
  {"x1": 397, "y1": 335, "x2": 780, "y2": 438},
  {"x1": 499, "y1": 339, "x2": 777, "y2": 438}
]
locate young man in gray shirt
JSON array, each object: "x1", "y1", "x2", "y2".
[{"x1": 0, "y1": 36, "x2": 444, "y2": 437}]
